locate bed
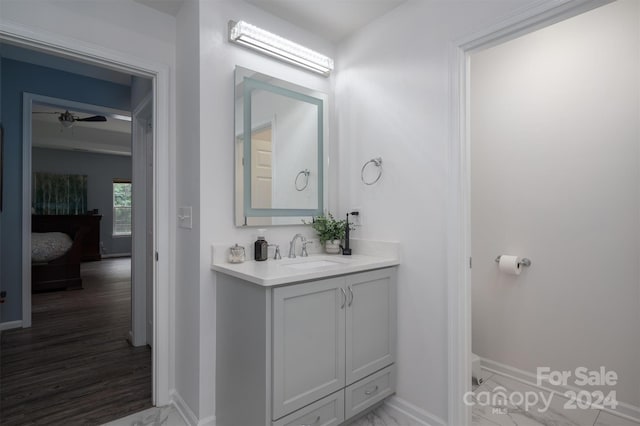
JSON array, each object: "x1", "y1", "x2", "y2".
[{"x1": 31, "y1": 217, "x2": 86, "y2": 292}]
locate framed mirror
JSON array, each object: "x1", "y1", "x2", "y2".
[{"x1": 235, "y1": 66, "x2": 328, "y2": 226}]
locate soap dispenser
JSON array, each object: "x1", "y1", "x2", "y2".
[{"x1": 254, "y1": 229, "x2": 268, "y2": 261}]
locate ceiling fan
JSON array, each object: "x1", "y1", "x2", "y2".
[{"x1": 34, "y1": 110, "x2": 108, "y2": 128}]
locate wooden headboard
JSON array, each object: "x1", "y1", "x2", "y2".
[{"x1": 32, "y1": 215, "x2": 102, "y2": 261}]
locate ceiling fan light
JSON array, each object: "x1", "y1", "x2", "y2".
[
  {"x1": 58, "y1": 110, "x2": 76, "y2": 128},
  {"x1": 59, "y1": 118, "x2": 75, "y2": 128}
]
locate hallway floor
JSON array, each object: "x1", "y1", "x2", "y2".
[{"x1": 0, "y1": 258, "x2": 152, "y2": 425}]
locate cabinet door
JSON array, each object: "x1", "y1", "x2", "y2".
[
  {"x1": 272, "y1": 277, "x2": 346, "y2": 420},
  {"x1": 345, "y1": 268, "x2": 397, "y2": 384}
]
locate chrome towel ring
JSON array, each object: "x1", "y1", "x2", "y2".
[
  {"x1": 361, "y1": 157, "x2": 383, "y2": 185},
  {"x1": 295, "y1": 169, "x2": 310, "y2": 191}
]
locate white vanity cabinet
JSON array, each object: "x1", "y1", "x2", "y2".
[
  {"x1": 345, "y1": 270, "x2": 396, "y2": 385},
  {"x1": 216, "y1": 267, "x2": 397, "y2": 426},
  {"x1": 272, "y1": 277, "x2": 346, "y2": 418}
]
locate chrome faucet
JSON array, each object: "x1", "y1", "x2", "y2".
[
  {"x1": 288, "y1": 233, "x2": 305, "y2": 258},
  {"x1": 269, "y1": 244, "x2": 282, "y2": 260},
  {"x1": 301, "y1": 240, "x2": 312, "y2": 257}
]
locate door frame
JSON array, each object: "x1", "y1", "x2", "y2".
[
  {"x1": 2, "y1": 20, "x2": 173, "y2": 406},
  {"x1": 446, "y1": 0, "x2": 612, "y2": 424},
  {"x1": 23, "y1": 93, "x2": 135, "y2": 326},
  {"x1": 131, "y1": 92, "x2": 153, "y2": 347}
]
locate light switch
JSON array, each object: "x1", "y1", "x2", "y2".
[{"x1": 178, "y1": 206, "x2": 192, "y2": 229}]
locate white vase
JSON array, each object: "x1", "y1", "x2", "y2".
[{"x1": 324, "y1": 240, "x2": 341, "y2": 254}]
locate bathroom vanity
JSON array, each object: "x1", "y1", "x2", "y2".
[
  {"x1": 213, "y1": 252, "x2": 398, "y2": 426},
  {"x1": 226, "y1": 64, "x2": 399, "y2": 424}
]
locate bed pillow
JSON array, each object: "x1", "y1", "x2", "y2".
[{"x1": 32, "y1": 232, "x2": 73, "y2": 263}]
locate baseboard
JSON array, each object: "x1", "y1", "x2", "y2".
[
  {"x1": 384, "y1": 396, "x2": 446, "y2": 426},
  {"x1": 170, "y1": 390, "x2": 199, "y2": 426},
  {"x1": 197, "y1": 414, "x2": 216, "y2": 426},
  {"x1": 101, "y1": 253, "x2": 131, "y2": 259},
  {"x1": 480, "y1": 357, "x2": 640, "y2": 423},
  {"x1": 1, "y1": 320, "x2": 23, "y2": 331},
  {"x1": 170, "y1": 390, "x2": 216, "y2": 426}
]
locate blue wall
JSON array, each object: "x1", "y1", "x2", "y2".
[
  {"x1": 1, "y1": 56, "x2": 3, "y2": 316},
  {"x1": 0, "y1": 58, "x2": 130, "y2": 322},
  {"x1": 32, "y1": 148, "x2": 133, "y2": 256}
]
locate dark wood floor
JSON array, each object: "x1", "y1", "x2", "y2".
[{"x1": 0, "y1": 258, "x2": 152, "y2": 425}]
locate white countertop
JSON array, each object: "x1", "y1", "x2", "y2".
[
  {"x1": 211, "y1": 239, "x2": 400, "y2": 286},
  {"x1": 211, "y1": 254, "x2": 399, "y2": 286}
]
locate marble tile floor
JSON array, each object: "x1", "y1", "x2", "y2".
[
  {"x1": 105, "y1": 405, "x2": 406, "y2": 426},
  {"x1": 346, "y1": 404, "x2": 406, "y2": 426},
  {"x1": 472, "y1": 371, "x2": 640, "y2": 426},
  {"x1": 103, "y1": 371, "x2": 640, "y2": 426},
  {"x1": 102, "y1": 405, "x2": 186, "y2": 426}
]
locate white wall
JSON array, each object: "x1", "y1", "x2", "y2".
[
  {"x1": 179, "y1": 0, "x2": 336, "y2": 420},
  {"x1": 334, "y1": 0, "x2": 542, "y2": 421},
  {"x1": 0, "y1": 0, "x2": 175, "y2": 67},
  {"x1": 471, "y1": 0, "x2": 640, "y2": 408},
  {"x1": 175, "y1": 0, "x2": 201, "y2": 417}
]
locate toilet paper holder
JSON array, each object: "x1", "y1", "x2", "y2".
[{"x1": 495, "y1": 256, "x2": 532, "y2": 267}]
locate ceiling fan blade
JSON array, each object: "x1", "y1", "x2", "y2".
[
  {"x1": 76, "y1": 115, "x2": 107, "y2": 122},
  {"x1": 33, "y1": 111, "x2": 61, "y2": 114}
]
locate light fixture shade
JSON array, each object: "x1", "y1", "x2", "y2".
[{"x1": 229, "y1": 20, "x2": 334, "y2": 76}]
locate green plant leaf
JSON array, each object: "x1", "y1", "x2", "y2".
[{"x1": 304, "y1": 213, "x2": 354, "y2": 244}]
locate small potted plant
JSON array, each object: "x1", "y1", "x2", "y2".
[{"x1": 306, "y1": 213, "x2": 352, "y2": 254}]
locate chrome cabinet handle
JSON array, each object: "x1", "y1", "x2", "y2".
[
  {"x1": 300, "y1": 415, "x2": 321, "y2": 426},
  {"x1": 364, "y1": 385, "x2": 379, "y2": 396},
  {"x1": 340, "y1": 288, "x2": 347, "y2": 309},
  {"x1": 348, "y1": 286, "x2": 354, "y2": 307}
]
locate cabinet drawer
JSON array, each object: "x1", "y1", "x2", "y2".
[
  {"x1": 273, "y1": 390, "x2": 344, "y2": 426},
  {"x1": 345, "y1": 365, "x2": 396, "y2": 419}
]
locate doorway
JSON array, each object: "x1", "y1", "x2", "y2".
[
  {"x1": 1, "y1": 64, "x2": 154, "y2": 422},
  {"x1": 0, "y1": 21, "x2": 171, "y2": 420},
  {"x1": 447, "y1": 0, "x2": 623, "y2": 425},
  {"x1": 468, "y1": 1, "x2": 640, "y2": 424},
  {"x1": 23, "y1": 92, "x2": 153, "y2": 341}
]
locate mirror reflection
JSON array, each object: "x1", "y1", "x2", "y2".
[{"x1": 235, "y1": 67, "x2": 327, "y2": 226}]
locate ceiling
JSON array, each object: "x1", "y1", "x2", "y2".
[
  {"x1": 32, "y1": 104, "x2": 132, "y2": 156},
  {"x1": 33, "y1": 104, "x2": 132, "y2": 134},
  {"x1": 133, "y1": 0, "x2": 406, "y2": 43},
  {"x1": 245, "y1": 0, "x2": 407, "y2": 42},
  {"x1": 134, "y1": 0, "x2": 185, "y2": 16}
]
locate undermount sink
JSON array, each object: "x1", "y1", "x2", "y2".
[{"x1": 282, "y1": 259, "x2": 345, "y2": 270}]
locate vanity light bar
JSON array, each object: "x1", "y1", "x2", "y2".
[{"x1": 228, "y1": 20, "x2": 334, "y2": 76}]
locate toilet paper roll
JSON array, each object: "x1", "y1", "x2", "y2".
[{"x1": 498, "y1": 255, "x2": 521, "y2": 275}]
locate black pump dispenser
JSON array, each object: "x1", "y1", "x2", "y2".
[
  {"x1": 342, "y1": 211, "x2": 359, "y2": 256},
  {"x1": 254, "y1": 229, "x2": 268, "y2": 261}
]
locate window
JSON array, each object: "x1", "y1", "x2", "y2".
[{"x1": 113, "y1": 180, "x2": 132, "y2": 236}]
